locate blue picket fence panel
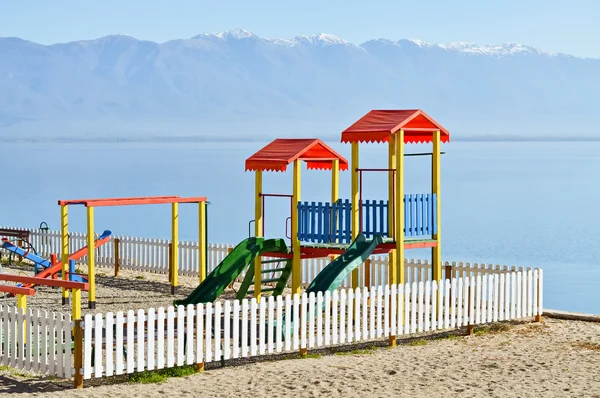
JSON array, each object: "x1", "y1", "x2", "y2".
[
  {"x1": 297, "y1": 194, "x2": 437, "y2": 243},
  {"x1": 360, "y1": 200, "x2": 388, "y2": 239},
  {"x1": 297, "y1": 199, "x2": 352, "y2": 243},
  {"x1": 403, "y1": 193, "x2": 437, "y2": 237}
]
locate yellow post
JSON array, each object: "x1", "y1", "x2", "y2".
[
  {"x1": 395, "y1": 130, "x2": 405, "y2": 285},
  {"x1": 86, "y1": 206, "x2": 96, "y2": 309},
  {"x1": 199, "y1": 201, "x2": 207, "y2": 283},
  {"x1": 16, "y1": 294, "x2": 26, "y2": 312},
  {"x1": 388, "y1": 135, "x2": 398, "y2": 347},
  {"x1": 60, "y1": 205, "x2": 69, "y2": 305},
  {"x1": 291, "y1": 160, "x2": 302, "y2": 294},
  {"x1": 254, "y1": 170, "x2": 263, "y2": 301},
  {"x1": 16, "y1": 294, "x2": 27, "y2": 343},
  {"x1": 72, "y1": 288, "x2": 81, "y2": 321},
  {"x1": 331, "y1": 159, "x2": 339, "y2": 243},
  {"x1": 388, "y1": 134, "x2": 397, "y2": 286},
  {"x1": 351, "y1": 142, "x2": 360, "y2": 289},
  {"x1": 432, "y1": 130, "x2": 442, "y2": 282},
  {"x1": 171, "y1": 202, "x2": 179, "y2": 295}
]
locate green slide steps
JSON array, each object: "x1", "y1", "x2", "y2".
[
  {"x1": 173, "y1": 237, "x2": 288, "y2": 306},
  {"x1": 235, "y1": 258, "x2": 292, "y2": 301}
]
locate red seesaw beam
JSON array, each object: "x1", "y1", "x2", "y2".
[
  {"x1": 0, "y1": 284, "x2": 36, "y2": 296},
  {"x1": 0, "y1": 274, "x2": 89, "y2": 291},
  {"x1": 22, "y1": 234, "x2": 112, "y2": 288}
]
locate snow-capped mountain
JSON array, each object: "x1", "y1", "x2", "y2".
[{"x1": 0, "y1": 29, "x2": 598, "y2": 140}]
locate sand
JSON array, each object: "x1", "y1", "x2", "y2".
[{"x1": 0, "y1": 318, "x2": 598, "y2": 397}]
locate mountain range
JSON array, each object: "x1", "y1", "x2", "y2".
[{"x1": 1, "y1": 28, "x2": 599, "y2": 141}]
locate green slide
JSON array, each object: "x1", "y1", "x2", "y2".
[
  {"x1": 273, "y1": 233, "x2": 383, "y2": 336},
  {"x1": 306, "y1": 233, "x2": 384, "y2": 295},
  {"x1": 174, "y1": 237, "x2": 288, "y2": 306}
]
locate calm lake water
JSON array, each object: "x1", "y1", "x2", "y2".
[{"x1": 2, "y1": 141, "x2": 599, "y2": 314}]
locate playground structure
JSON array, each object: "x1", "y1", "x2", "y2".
[
  {"x1": 57, "y1": 196, "x2": 208, "y2": 308},
  {"x1": 243, "y1": 109, "x2": 449, "y2": 294},
  {"x1": 173, "y1": 109, "x2": 449, "y2": 309}
]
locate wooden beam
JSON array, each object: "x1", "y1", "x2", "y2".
[
  {"x1": 0, "y1": 285, "x2": 35, "y2": 296},
  {"x1": 58, "y1": 196, "x2": 208, "y2": 207},
  {"x1": 0, "y1": 274, "x2": 89, "y2": 290}
]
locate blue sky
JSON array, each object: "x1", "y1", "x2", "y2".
[{"x1": 0, "y1": 0, "x2": 598, "y2": 58}]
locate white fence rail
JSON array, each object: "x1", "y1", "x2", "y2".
[
  {"x1": 0, "y1": 306, "x2": 72, "y2": 378},
  {"x1": 1, "y1": 226, "x2": 537, "y2": 288},
  {"x1": 82, "y1": 270, "x2": 543, "y2": 380}
]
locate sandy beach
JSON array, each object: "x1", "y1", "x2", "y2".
[{"x1": 0, "y1": 318, "x2": 598, "y2": 397}]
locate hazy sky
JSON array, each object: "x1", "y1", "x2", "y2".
[{"x1": 1, "y1": 0, "x2": 598, "y2": 58}]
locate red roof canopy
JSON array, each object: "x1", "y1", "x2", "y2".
[
  {"x1": 58, "y1": 196, "x2": 208, "y2": 207},
  {"x1": 245, "y1": 139, "x2": 349, "y2": 172},
  {"x1": 341, "y1": 109, "x2": 450, "y2": 144}
]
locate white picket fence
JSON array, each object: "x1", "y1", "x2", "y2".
[
  {"x1": 82, "y1": 270, "x2": 543, "y2": 381},
  {"x1": 1, "y1": 226, "x2": 538, "y2": 289},
  {"x1": 0, "y1": 305, "x2": 72, "y2": 378},
  {"x1": 0, "y1": 270, "x2": 544, "y2": 383}
]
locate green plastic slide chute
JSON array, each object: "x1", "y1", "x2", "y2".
[
  {"x1": 174, "y1": 237, "x2": 288, "y2": 306},
  {"x1": 276, "y1": 233, "x2": 384, "y2": 334},
  {"x1": 306, "y1": 233, "x2": 384, "y2": 295}
]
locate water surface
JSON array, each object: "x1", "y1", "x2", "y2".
[{"x1": 1, "y1": 141, "x2": 598, "y2": 313}]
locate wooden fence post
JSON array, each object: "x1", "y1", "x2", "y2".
[
  {"x1": 74, "y1": 319, "x2": 84, "y2": 388},
  {"x1": 113, "y1": 238, "x2": 120, "y2": 277},
  {"x1": 364, "y1": 259, "x2": 371, "y2": 289},
  {"x1": 445, "y1": 262, "x2": 453, "y2": 282}
]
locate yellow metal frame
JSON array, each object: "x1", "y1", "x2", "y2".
[
  {"x1": 199, "y1": 202, "x2": 207, "y2": 283},
  {"x1": 388, "y1": 135, "x2": 397, "y2": 286},
  {"x1": 432, "y1": 130, "x2": 442, "y2": 281},
  {"x1": 395, "y1": 130, "x2": 405, "y2": 284},
  {"x1": 351, "y1": 142, "x2": 360, "y2": 288},
  {"x1": 254, "y1": 170, "x2": 263, "y2": 300},
  {"x1": 331, "y1": 159, "x2": 339, "y2": 216},
  {"x1": 60, "y1": 199, "x2": 207, "y2": 309},
  {"x1": 291, "y1": 160, "x2": 302, "y2": 295},
  {"x1": 60, "y1": 205, "x2": 69, "y2": 303},
  {"x1": 171, "y1": 203, "x2": 179, "y2": 294},
  {"x1": 87, "y1": 207, "x2": 96, "y2": 307},
  {"x1": 16, "y1": 294, "x2": 27, "y2": 312}
]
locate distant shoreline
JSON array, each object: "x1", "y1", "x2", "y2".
[{"x1": 1, "y1": 136, "x2": 600, "y2": 144}]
